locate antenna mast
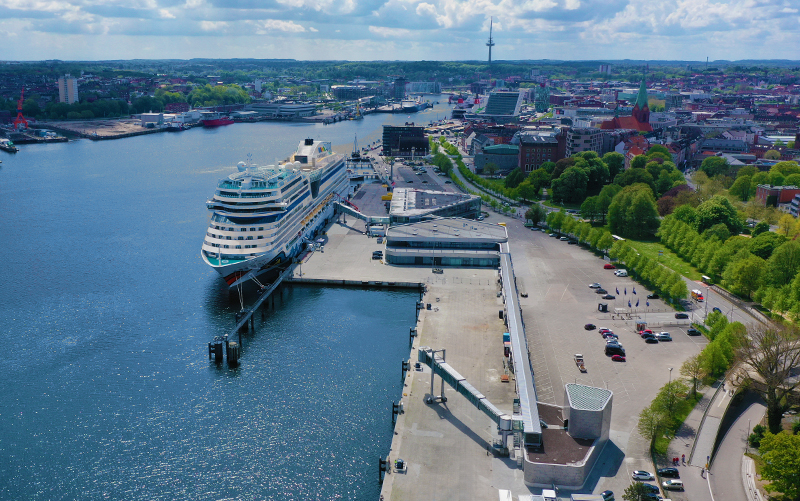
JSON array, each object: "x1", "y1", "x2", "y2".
[{"x1": 486, "y1": 17, "x2": 495, "y2": 64}]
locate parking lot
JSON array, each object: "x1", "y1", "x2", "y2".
[{"x1": 504, "y1": 215, "x2": 707, "y2": 498}]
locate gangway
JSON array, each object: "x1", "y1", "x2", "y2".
[
  {"x1": 333, "y1": 198, "x2": 391, "y2": 225},
  {"x1": 417, "y1": 347, "x2": 517, "y2": 439}
]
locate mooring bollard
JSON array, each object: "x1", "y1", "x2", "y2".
[{"x1": 401, "y1": 360, "x2": 410, "y2": 381}]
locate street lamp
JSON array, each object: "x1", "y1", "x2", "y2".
[{"x1": 668, "y1": 367, "x2": 674, "y2": 417}]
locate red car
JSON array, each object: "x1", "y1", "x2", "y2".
[
  {"x1": 638, "y1": 329, "x2": 654, "y2": 337},
  {"x1": 604, "y1": 263, "x2": 616, "y2": 269},
  {"x1": 611, "y1": 354, "x2": 626, "y2": 362}
]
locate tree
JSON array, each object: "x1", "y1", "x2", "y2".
[
  {"x1": 729, "y1": 175, "x2": 752, "y2": 201},
  {"x1": 608, "y1": 184, "x2": 660, "y2": 239},
  {"x1": 504, "y1": 168, "x2": 525, "y2": 189},
  {"x1": 732, "y1": 325, "x2": 800, "y2": 433},
  {"x1": 749, "y1": 231, "x2": 786, "y2": 260},
  {"x1": 763, "y1": 149, "x2": 781, "y2": 160},
  {"x1": 766, "y1": 241, "x2": 800, "y2": 286},
  {"x1": 699, "y1": 156, "x2": 730, "y2": 177},
  {"x1": 672, "y1": 205, "x2": 698, "y2": 226},
  {"x1": 603, "y1": 152, "x2": 625, "y2": 179},
  {"x1": 681, "y1": 354, "x2": 708, "y2": 399},
  {"x1": 724, "y1": 254, "x2": 765, "y2": 299},
  {"x1": 623, "y1": 481, "x2": 656, "y2": 501},
  {"x1": 614, "y1": 168, "x2": 655, "y2": 193},
  {"x1": 581, "y1": 196, "x2": 601, "y2": 223},
  {"x1": 752, "y1": 221, "x2": 770, "y2": 237},
  {"x1": 637, "y1": 404, "x2": 668, "y2": 450},
  {"x1": 526, "y1": 168, "x2": 550, "y2": 194},
  {"x1": 759, "y1": 431, "x2": 800, "y2": 500},
  {"x1": 484, "y1": 162, "x2": 498, "y2": 176},
  {"x1": 695, "y1": 195, "x2": 744, "y2": 234},
  {"x1": 525, "y1": 204, "x2": 546, "y2": 226},
  {"x1": 550, "y1": 166, "x2": 588, "y2": 204},
  {"x1": 778, "y1": 214, "x2": 796, "y2": 236}
]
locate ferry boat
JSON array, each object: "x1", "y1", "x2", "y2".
[
  {"x1": 0, "y1": 138, "x2": 18, "y2": 153},
  {"x1": 201, "y1": 138, "x2": 350, "y2": 287}
]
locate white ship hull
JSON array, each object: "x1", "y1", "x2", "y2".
[{"x1": 201, "y1": 139, "x2": 350, "y2": 287}]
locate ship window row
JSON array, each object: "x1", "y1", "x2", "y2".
[
  {"x1": 216, "y1": 190, "x2": 276, "y2": 199},
  {"x1": 208, "y1": 233, "x2": 267, "y2": 240},
  {"x1": 208, "y1": 242, "x2": 267, "y2": 250},
  {"x1": 211, "y1": 225, "x2": 268, "y2": 232}
]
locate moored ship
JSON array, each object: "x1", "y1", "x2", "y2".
[{"x1": 201, "y1": 138, "x2": 350, "y2": 287}]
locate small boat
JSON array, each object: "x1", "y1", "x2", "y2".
[{"x1": 0, "y1": 138, "x2": 18, "y2": 153}]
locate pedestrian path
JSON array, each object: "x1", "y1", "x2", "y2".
[{"x1": 691, "y1": 382, "x2": 733, "y2": 467}]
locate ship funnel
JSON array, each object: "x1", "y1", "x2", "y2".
[
  {"x1": 237, "y1": 161, "x2": 247, "y2": 172},
  {"x1": 304, "y1": 138, "x2": 314, "y2": 146}
]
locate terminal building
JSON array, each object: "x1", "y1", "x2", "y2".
[
  {"x1": 388, "y1": 188, "x2": 481, "y2": 224},
  {"x1": 382, "y1": 125, "x2": 429, "y2": 158},
  {"x1": 384, "y1": 218, "x2": 507, "y2": 268}
]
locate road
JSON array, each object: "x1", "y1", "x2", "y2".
[{"x1": 710, "y1": 392, "x2": 766, "y2": 501}]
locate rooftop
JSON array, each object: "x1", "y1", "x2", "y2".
[
  {"x1": 386, "y1": 217, "x2": 508, "y2": 242},
  {"x1": 389, "y1": 188, "x2": 481, "y2": 218},
  {"x1": 565, "y1": 384, "x2": 612, "y2": 412}
]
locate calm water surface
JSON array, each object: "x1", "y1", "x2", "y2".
[{"x1": 0, "y1": 100, "x2": 452, "y2": 500}]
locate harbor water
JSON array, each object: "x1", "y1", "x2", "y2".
[{"x1": 0, "y1": 98, "x2": 453, "y2": 500}]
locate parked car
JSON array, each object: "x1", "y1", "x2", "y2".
[
  {"x1": 595, "y1": 288, "x2": 608, "y2": 294},
  {"x1": 606, "y1": 343, "x2": 625, "y2": 356},
  {"x1": 614, "y1": 270, "x2": 628, "y2": 277},
  {"x1": 656, "y1": 332, "x2": 672, "y2": 341},
  {"x1": 560, "y1": 236, "x2": 569, "y2": 241},
  {"x1": 675, "y1": 312, "x2": 689, "y2": 319},
  {"x1": 713, "y1": 307, "x2": 722, "y2": 313},
  {"x1": 645, "y1": 337, "x2": 659, "y2": 344},
  {"x1": 589, "y1": 283, "x2": 602, "y2": 289},
  {"x1": 658, "y1": 467, "x2": 680, "y2": 478},
  {"x1": 598, "y1": 327, "x2": 612, "y2": 334},
  {"x1": 603, "y1": 264, "x2": 616, "y2": 269},
  {"x1": 662, "y1": 479, "x2": 684, "y2": 491},
  {"x1": 584, "y1": 323, "x2": 596, "y2": 330},
  {"x1": 600, "y1": 490, "x2": 614, "y2": 501},
  {"x1": 638, "y1": 329, "x2": 654, "y2": 336},
  {"x1": 611, "y1": 354, "x2": 626, "y2": 362},
  {"x1": 602, "y1": 294, "x2": 616, "y2": 300},
  {"x1": 549, "y1": 233, "x2": 556, "y2": 237},
  {"x1": 641, "y1": 483, "x2": 660, "y2": 493},
  {"x1": 687, "y1": 328, "x2": 702, "y2": 336},
  {"x1": 632, "y1": 470, "x2": 654, "y2": 481},
  {"x1": 603, "y1": 333, "x2": 619, "y2": 341},
  {"x1": 647, "y1": 293, "x2": 659, "y2": 299}
]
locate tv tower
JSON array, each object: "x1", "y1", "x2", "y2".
[{"x1": 486, "y1": 17, "x2": 495, "y2": 64}]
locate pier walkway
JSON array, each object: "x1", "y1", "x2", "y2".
[{"x1": 227, "y1": 264, "x2": 295, "y2": 338}]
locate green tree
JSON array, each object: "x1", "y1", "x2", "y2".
[
  {"x1": 778, "y1": 214, "x2": 796, "y2": 236},
  {"x1": 525, "y1": 204, "x2": 546, "y2": 226},
  {"x1": 763, "y1": 149, "x2": 781, "y2": 160},
  {"x1": 505, "y1": 168, "x2": 525, "y2": 189},
  {"x1": 699, "y1": 156, "x2": 730, "y2": 177},
  {"x1": 749, "y1": 231, "x2": 786, "y2": 260},
  {"x1": 572, "y1": 151, "x2": 610, "y2": 195},
  {"x1": 759, "y1": 431, "x2": 800, "y2": 499},
  {"x1": 550, "y1": 166, "x2": 589, "y2": 204},
  {"x1": 597, "y1": 231, "x2": 614, "y2": 253},
  {"x1": 637, "y1": 404, "x2": 668, "y2": 450},
  {"x1": 608, "y1": 184, "x2": 660, "y2": 239},
  {"x1": 614, "y1": 168, "x2": 655, "y2": 192},
  {"x1": 672, "y1": 205, "x2": 698, "y2": 226},
  {"x1": 680, "y1": 354, "x2": 708, "y2": 399},
  {"x1": 526, "y1": 168, "x2": 550, "y2": 194},
  {"x1": 724, "y1": 254, "x2": 765, "y2": 299},
  {"x1": 729, "y1": 175, "x2": 752, "y2": 201},
  {"x1": 766, "y1": 241, "x2": 800, "y2": 286},
  {"x1": 752, "y1": 221, "x2": 770, "y2": 236},
  {"x1": 696, "y1": 195, "x2": 744, "y2": 234},
  {"x1": 623, "y1": 481, "x2": 656, "y2": 501},
  {"x1": 483, "y1": 162, "x2": 498, "y2": 176},
  {"x1": 602, "y1": 152, "x2": 625, "y2": 179}
]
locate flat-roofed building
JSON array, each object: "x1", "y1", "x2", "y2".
[
  {"x1": 382, "y1": 125, "x2": 429, "y2": 158},
  {"x1": 518, "y1": 134, "x2": 559, "y2": 172},
  {"x1": 58, "y1": 74, "x2": 79, "y2": 104},
  {"x1": 388, "y1": 188, "x2": 481, "y2": 224},
  {"x1": 385, "y1": 217, "x2": 507, "y2": 268}
]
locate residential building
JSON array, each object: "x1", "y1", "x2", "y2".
[
  {"x1": 755, "y1": 185, "x2": 800, "y2": 207},
  {"x1": 790, "y1": 194, "x2": 800, "y2": 217},
  {"x1": 518, "y1": 134, "x2": 558, "y2": 172},
  {"x1": 566, "y1": 128, "x2": 603, "y2": 157},
  {"x1": 58, "y1": 74, "x2": 79, "y2": 104}
]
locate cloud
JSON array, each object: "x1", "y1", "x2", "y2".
[
  {"x1": 368, "y1": 25, "x2": 411, "y2": 37},
  {"x1": 255, "y1": 19, "x2": 306, "y2": 32},
  {"x1": 200, "y1": 20, "x2": 227, "y2": 31},
  {"x1": 159, "y1": 9, "x2": 176, "y2": 18}
]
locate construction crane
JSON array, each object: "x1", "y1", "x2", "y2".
[{"x1": 13, "y1": 88, "x2": 29, "y2": 130}]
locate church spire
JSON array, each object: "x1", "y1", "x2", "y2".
[{"x1": 635, "y1": 74, "x2": 649, "y2": 110}]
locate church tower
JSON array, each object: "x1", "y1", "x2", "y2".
[{"x1": 631, "y1": 75, "x2": 650, "y2": 124}]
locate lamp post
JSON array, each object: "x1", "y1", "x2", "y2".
[
  {"x1": 746, "y1": 418, "x2": 751, "y2": 454},
  {"x1": 668, "y1": 367, "x2": 674, "y2": 418}
]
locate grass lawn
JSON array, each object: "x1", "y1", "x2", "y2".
[
  {"x1": 626, "y1": 239, "x2": 703, "y2": 281},
  {"x1": 543, "y1": 200, "x2": 582, "y2": 211}
]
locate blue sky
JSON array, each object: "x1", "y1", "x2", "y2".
[{"x1": 1, "y1": 0, "x2": 798, "y2": 61}]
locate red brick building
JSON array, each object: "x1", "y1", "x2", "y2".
[
  {"x1": 755, "y1": 184, "x2": 800, "y2": 207},
  {"x1": 518, "y1": 134, "x2": 559, "y2": 172}
]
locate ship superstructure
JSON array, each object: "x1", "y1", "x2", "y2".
[{"x1": 201, "y1": 138, "x2": 349, "y2": 286}]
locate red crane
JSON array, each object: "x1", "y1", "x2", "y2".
[{"x1": 13, "y1": 88, "x2": 29, "y2": 130}]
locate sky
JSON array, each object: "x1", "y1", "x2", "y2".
[{"x1": 1, "y1": 0, "x2": 799, "y2": 62}]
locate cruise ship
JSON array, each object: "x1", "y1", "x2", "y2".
[{"x1": 201, "y1": 138, "x2": 350, "y2": 287}]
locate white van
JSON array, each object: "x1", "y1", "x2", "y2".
[{"x1": 614, "y1": 270, "x2": 628, "y2": 277}]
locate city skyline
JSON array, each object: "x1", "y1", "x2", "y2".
[{"x1": 0, "y1": 0, "x2": 799, "y2": 62}]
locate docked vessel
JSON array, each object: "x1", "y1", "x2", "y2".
[
  {"x1": 0, "y1": 138, "x2": 18, "y2": 153},
  {"x1": 201, "y1": 138, "x2": 350, "y2": 287},
  {"x1": 201, "y1": 117, "x2": 234, "y2": 127}
]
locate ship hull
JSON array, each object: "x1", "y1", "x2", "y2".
[{"x1": 201, "y1": 118, "x2": 234, "y2": 127}]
